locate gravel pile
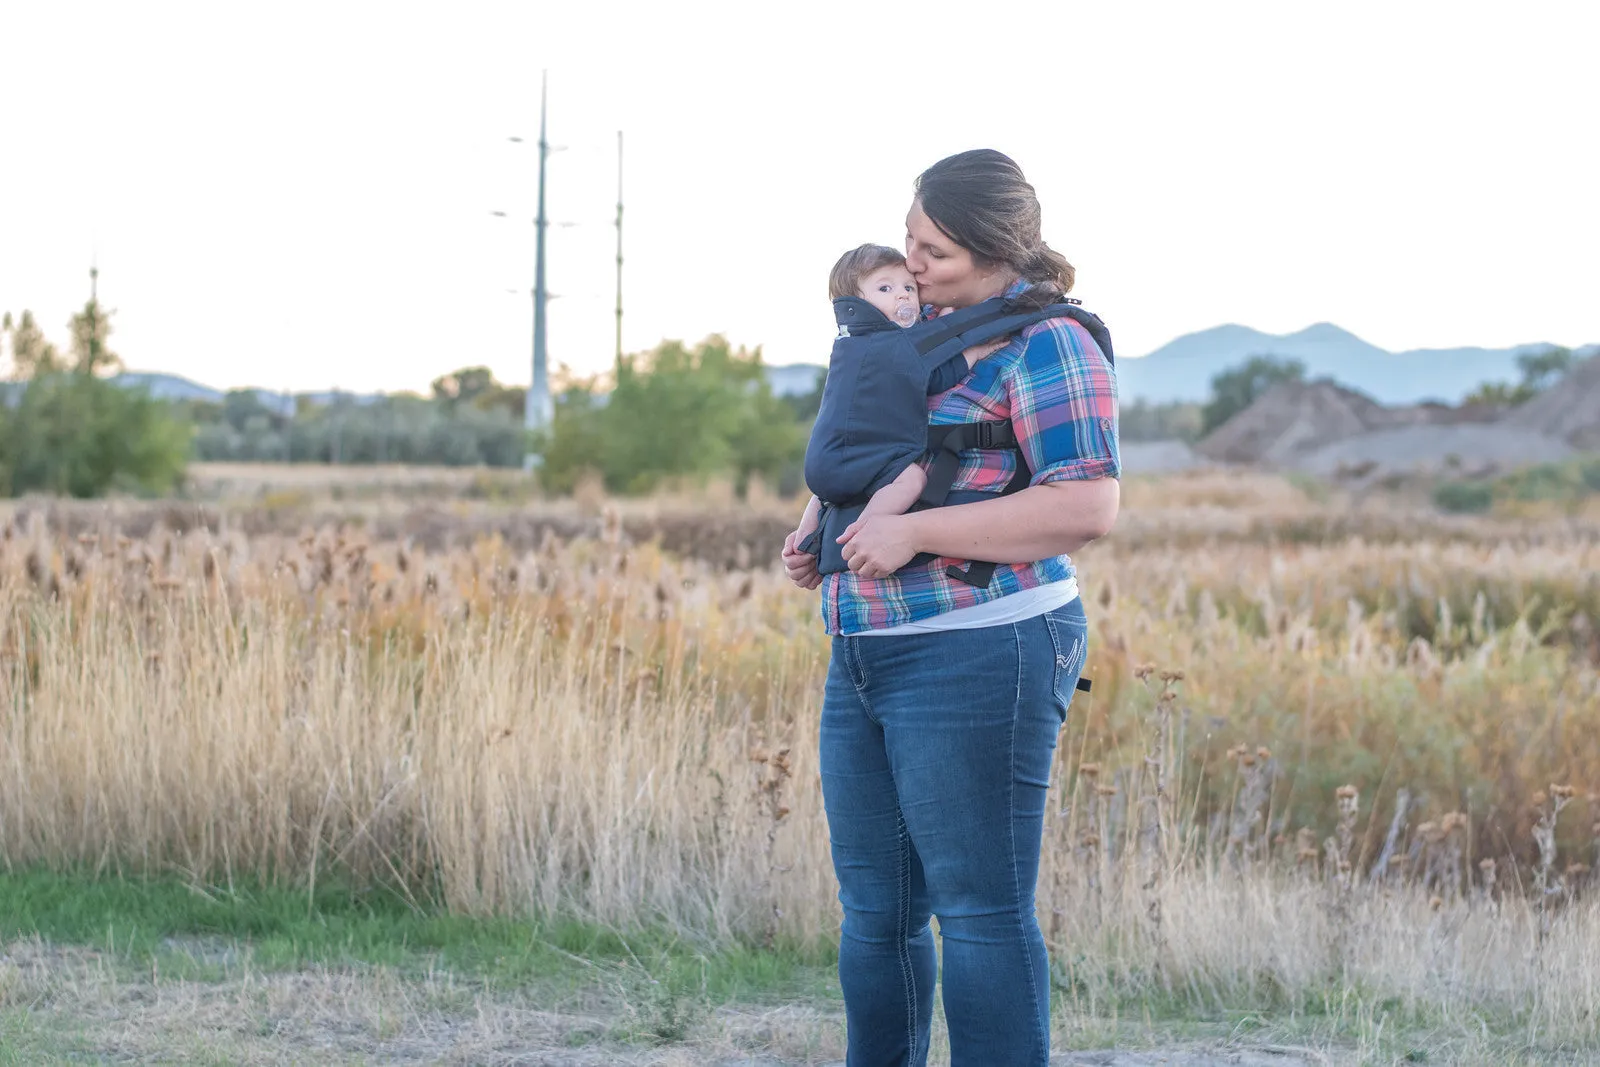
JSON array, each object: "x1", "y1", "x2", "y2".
[{"x1": 1291, "y1": 424, "x2": 1576, "y2": 479}]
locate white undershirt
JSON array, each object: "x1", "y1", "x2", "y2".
[{"x1": 853, "y1": 577, "x2": 1081, "y2": 636}]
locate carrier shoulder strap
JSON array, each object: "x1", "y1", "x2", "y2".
[{"x1": 917, "y1": 298, "x2": 1115, "y2": 370}]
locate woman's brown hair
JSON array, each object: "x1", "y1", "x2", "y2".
[
  {"x1": 828, "y1": 244, "x2": 907, "y2": 301},
  {"x1": 914, "y1": 149, "x2": 1074, "y2": 310}
]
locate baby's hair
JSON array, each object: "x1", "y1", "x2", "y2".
[{"x1": 828, "y1": 244, "x2": 907, "y2": 301}]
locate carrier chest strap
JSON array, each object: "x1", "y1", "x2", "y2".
[{"x1": 917, "y1": 420, "x2": 1028, "y2": 510}]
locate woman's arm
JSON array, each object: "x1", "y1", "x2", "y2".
[
  {"x1": 837, "y1": 478, "x2": 1118, "y2": 579},
  {"x1": 910, "y1": 477, "x2": 1118, "y2": 559}
]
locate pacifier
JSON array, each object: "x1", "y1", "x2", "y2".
[{"x1": 893, "y1": 303, "x2": 918, "y2": 327}]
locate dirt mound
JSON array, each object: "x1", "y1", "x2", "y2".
[
  {"x1": 1503, "y1": 354, "x2": 1600, "y2": 449},
  {"x1": 1195, "y1": 380, "x2": 1385, "y2": 465},
  {"x1": 1292, "y1": 424, "x2": 1576, "y2": 479},
  {"x1": 1197, "y1": 373, "x2": 1579, "y2": 478}
]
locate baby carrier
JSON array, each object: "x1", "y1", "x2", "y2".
[{"x1": 800, "y1": 292, "x2": 1114, "y2": 589}]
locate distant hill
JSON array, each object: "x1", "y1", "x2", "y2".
[
  {"x1": 1117, "y1": 323, "x2": 1597, "y2": 406},
  {"x1": 105, "y1": 367, "x2": 827, "y2": 405},
  {"x1": 763, "y1": 363, "x2": 824, "y2": 398},
  {"x1": 59, "y1": 329, "x2": 1599, "y2": 411},
  {"x1": 110, "y1": 373, "x2": 381, "y2": 416},
  {"x1": 112, "y1": 371, "x2": 223, "y2": 403}
]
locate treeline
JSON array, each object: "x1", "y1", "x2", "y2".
[{"x1": 2, "y1": 301, "x2": 819, "y2": 498}]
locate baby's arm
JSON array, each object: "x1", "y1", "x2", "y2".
[
  {"x1": 793, "y1": 494, "x2": 822, "y2": 542},
  {"x1": 860, "y1": 463, "x2": 928, "y2": 521},
  {"x1": 926, "y1": 337, "x2": 1015, "y2": 394}
]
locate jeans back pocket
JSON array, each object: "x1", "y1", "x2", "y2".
[{"x1": 1042, "y1": 604, "x2": 1089, "y2": 723}]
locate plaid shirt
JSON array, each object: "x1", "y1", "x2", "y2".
[{"x1": 820, "y1": 280, "x2": 1120, "y2": 635}]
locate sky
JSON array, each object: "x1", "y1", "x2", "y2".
[{"x1": 2, "y1": 0, "x2": 1597, "y2": 396}]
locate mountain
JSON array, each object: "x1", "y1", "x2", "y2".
[
  {"x1": 110, "y1": 371, "x2": 226, "y2": 403},
  {"x1": 764, "y1": 363, "x2": 824, "y2": 398},
  {"x1": 108, "y1": 373, "x2": 385, "y2": 415},
  {"x1": 1118, "y1": 323, "x2": 1593, "y2": 406}
]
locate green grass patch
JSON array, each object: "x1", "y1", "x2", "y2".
[{"x1": 0, "y1": 867, "x2": 837, "y2": 1006}]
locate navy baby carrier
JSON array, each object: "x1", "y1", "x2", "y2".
[{"x1": 801, "y1": 292, "x2": 1114, "y2": 589}]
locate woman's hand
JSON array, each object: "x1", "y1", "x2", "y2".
[
  {"x1": 837, "y1": 512, "x2": 920, "y2": 579},
  {"x1": 781, "y1": 531, "x2": 822, "y2": 590}
]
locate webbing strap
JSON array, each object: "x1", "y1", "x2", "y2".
[
  {"x1": 912, "y1": 302, "x2": 1022, "y2": 357},
  {"x1": 918, "y1": 421, "x2": 1020, "y2": 509},
  {"x1": 911, "y1": 420, "x2": 1034, "y2": 588}
]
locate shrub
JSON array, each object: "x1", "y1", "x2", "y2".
[{"x1": 1433, "y1": 480, "x2": 1493, "y2": 514}]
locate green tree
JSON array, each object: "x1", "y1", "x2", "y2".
[
  {"x1": 1201, "y1": 355, "x2": 1306, "y2": 434},
  {"x1": 68, "y1": 298, "x2": 122, "y2": 376},
  {"x1": 431, "y1": 366, "x2": 525, "y2": 419},
  {"x1": 0, "y1": 373, "x2": 190, "y2": 496},
  {"x1": 0, "y1": 304, "x2": 189, "y2": 497},
  {"x1": 1463, "y1": 346, "x2": 1573, "y2": 407},
  {"x1": 780, "y1": 366, "x2": 827, "y2": 424},
  {"x1": 539, "y1": 336, "x2": 806, "y2": 495}
]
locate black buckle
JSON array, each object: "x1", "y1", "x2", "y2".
[{"x1": 976, "y1": 422, "x2": 996, "y2": 448}]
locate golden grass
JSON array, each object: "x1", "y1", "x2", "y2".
[{"x1": 2, "y1": 471, "x2": 1599, "y2": 1046}]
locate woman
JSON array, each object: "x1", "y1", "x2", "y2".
[{"x1": 781, "y1": 149, "x2": 1120, "y2": 1066}]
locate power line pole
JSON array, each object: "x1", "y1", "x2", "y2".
[
  {"x1": 615, "y1": 130, "x2": 624, "y2": 375},
  {"x1": 524, "y1": 70, "x2": 552, "y2": 472}
]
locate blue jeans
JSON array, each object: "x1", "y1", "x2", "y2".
[{"x1": 820, "y1": 600, "x2": 1090, "y2": 1067}]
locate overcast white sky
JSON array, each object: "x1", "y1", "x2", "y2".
[{"x1": 2, "y1": 0, "x2": 1596, "y2": 395}]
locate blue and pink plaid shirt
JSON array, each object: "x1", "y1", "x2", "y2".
[{"x1": 820, "y1": 280, "x2": 1120, "y2": 635}]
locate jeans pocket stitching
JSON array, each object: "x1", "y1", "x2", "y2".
[{"x1": 1043, "y1": 611, "x2": 1088, "y2": 720}]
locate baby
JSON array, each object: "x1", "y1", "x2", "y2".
[{"x1": 790, "y1": 244, "x2": 1004, "y2": 559}]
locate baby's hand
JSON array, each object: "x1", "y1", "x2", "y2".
[{"x1": 963, "y1": 336, "x2": 1011, "y2": 366}]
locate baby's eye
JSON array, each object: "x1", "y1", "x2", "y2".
[
  {"x1": 903, "y1": 284, "x2": 916, "y2": 293},
  {"x1": 877, "y1": 284, "x2": 894, "y2": 293}
]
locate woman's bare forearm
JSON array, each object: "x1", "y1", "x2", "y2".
[{"x1": 903, "y1": 478, "x2": 1119, "y2": 562}]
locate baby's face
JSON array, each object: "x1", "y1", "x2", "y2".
[{"x1": 857, "y1": 264, "x2": 920, "y2": 327}]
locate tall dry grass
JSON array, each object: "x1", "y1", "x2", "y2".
[{"x1": 1, "y1": 478, "x2": 1599, "y2": 1045}]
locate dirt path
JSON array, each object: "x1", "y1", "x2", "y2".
[{"x1": 0, "y1": 940, "x2": 1333, "y2": 1066}]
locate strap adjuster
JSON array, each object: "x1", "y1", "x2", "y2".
[{"x1": 976, "y1": 422, "x2": 995, "y2": 448}]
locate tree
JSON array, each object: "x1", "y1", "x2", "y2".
[
  {"x1": 1201, "y1": 355, "x2": 1306, "y2": 434},
  {"x1": 1463, "y1": 346, "x2": 1573, "y2": 407},
  {"x1": 1515, "y1": 346, "x2": 1573, "y2": 395},
  {"x1": 539, "y1": 336, "x2": 807, "y2": 495},
  {"x1": 781, "y1": 366, "x2": 827, "y2": 424},
  {"x1": 0, "y1": 303, "x2": 189, "y2": 497},
  {"x1": 0, "y1": 373, "x2": 190, "y2": 496},
  {"x1": 2, "y1": 310, "x2": 64, "y2": 378},
  {"x1": 431, "y1": 366, "x2": 525, "y2": 419},
  {"x1": 68, "y1": 298, "x2": 122, "y2": 376}
]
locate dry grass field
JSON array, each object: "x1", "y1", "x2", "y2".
[{"x1": 1, "y1": 464, "x2": 1598, "y2": 1063}]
